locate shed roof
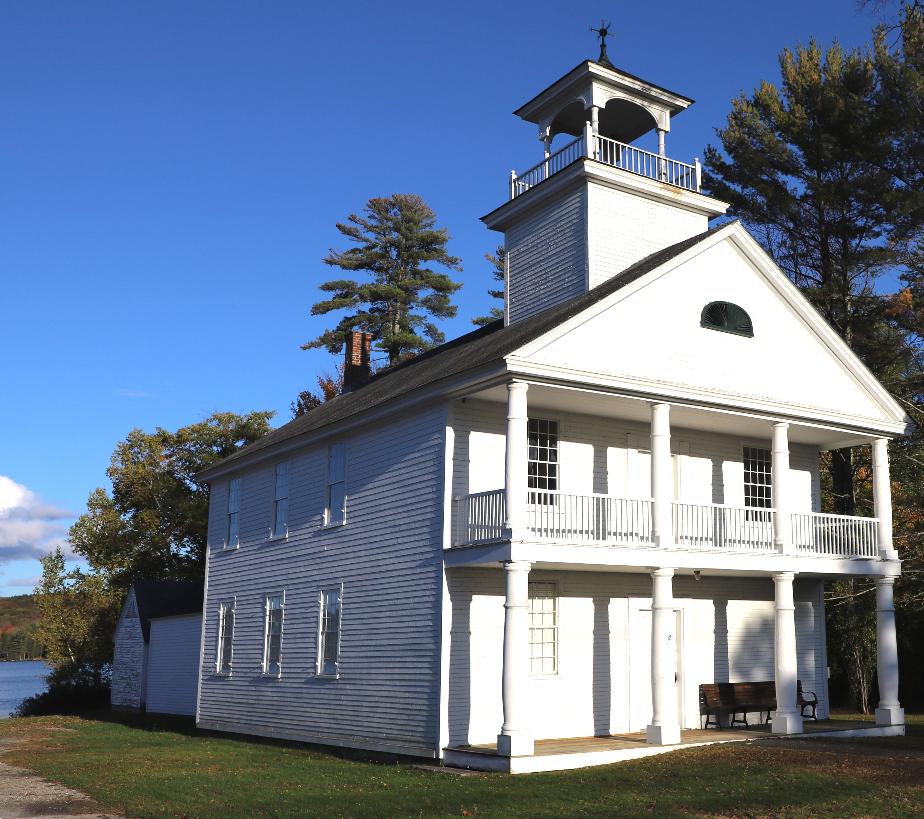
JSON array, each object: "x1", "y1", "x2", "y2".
[{"x1": 132, "y1": 580, "x2": 204, "y2": 642}]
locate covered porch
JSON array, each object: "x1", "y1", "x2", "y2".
[{"x1": 444, "y1": 719, "x2": 903, "y2": 774}]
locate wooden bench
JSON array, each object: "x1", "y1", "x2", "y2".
[{"x1": 699, "y1": 680, "x2": 819, "y2": 729}]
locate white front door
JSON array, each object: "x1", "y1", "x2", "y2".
[{"x1": 628, "y1": 602, "x2": 684, "y2": 732}]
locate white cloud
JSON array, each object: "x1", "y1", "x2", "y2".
[
  {"x1": 115, "y1": 387, "x2": 150, "y2": 399},
  {"x1": 0, "y1": 476, "x2": 72, "y2": 564},
  {"x1": 6, "y1": 575, "x2": 42, "y2": 589}
]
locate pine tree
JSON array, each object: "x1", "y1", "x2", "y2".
[
  {"x1": 303, "y1": 194, "x2": 463, "y2": 366},
  {"x1": 472, "y1": 246, "x2": 506, "y2": 326}
]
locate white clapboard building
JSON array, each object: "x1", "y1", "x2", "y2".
[{"x1": 195, "y1": 52, "x2": 908, "y2": 772}]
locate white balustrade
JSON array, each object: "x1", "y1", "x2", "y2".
[
  {"x1": 791, "y1": 511, "x2": 879, "y2": 558},
  {"x1": 509, "y1": 133, "x2": 701, "y2": 200},
  {"x1": 672, "y1": 502, "x2": 775, "y2": 551},
  {"x1": 452, "y1": 492, "x2": 882, "y2": 559}
]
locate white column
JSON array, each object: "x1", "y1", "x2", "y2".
[
  {"x1": 590, "y1": 105, "x2": 600, "y2": 135},
  {"x1": 875, "y1": 576, "x2": 904, "y2": 726},
  {"x1": 872, "y1": 438, "x2": 897, "y2": 559},
  {"x1": 650, "y1": 403, "x2": 673, "y2": 548},
  {"x1": 497, "y1": 560, "x2": 533, "y2": 756},
  {"x1": 772, "y1": 422, "x2": 792, "y2": 554},
  {"x1": 772, "y1": 572, "x2": 803, "y2": 734},
  {"x1": 647, "y1": 568, "x2": 680, "y2": 745},
  {"x1": 657, "y1": 128, "x2": 666, "y2": 157},
  {"x1": 583, "y1": 120, "x2": 595, "y2": 160},
  {"x1": 504, "y1": 382, "x2": 529, "y2": 541}
]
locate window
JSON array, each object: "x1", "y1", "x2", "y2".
[
  {"x1": 317, "y1": 587, "x2": 342, "y2": 677},
  {"x1": 262, "y1": 593, "x2": 283, "y2": 676},
  {"x1": 226, "y1": 478, "x2": 241, "y2": 547},
  {"x1": 528, "y1": 581, "x2": 557, "y2": 674},
  {"x1": 528, "y1": 419, "x2": 559, "y2": 502},
  {"x1": 701, "y1": 301, "x2": 754, "y2": 337},
  {"x1": 326, "y1": 443, "x2": 346, "y2": 525},
  {"x1": 743, "y1": 446, "x2": 772, "y2": 520},
  {"x1": 216, "y1": 601, "x2": 234, "y2": 674},
  {"x1": 273, "y1": 462, "x2": 289, "y2": 538}
]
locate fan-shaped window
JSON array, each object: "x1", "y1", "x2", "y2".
[{"x1": 701, "y1": 301, "x2": 753, "y2": 337}]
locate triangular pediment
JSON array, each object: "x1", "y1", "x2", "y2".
[{"x1": 508, "y1": 224, "x2": 909, "y2": 434}]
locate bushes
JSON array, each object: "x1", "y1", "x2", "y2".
[{"x1": 15, "y1": 663, "x2": 110, "y2": 717}]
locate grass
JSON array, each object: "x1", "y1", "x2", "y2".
[{"x1": 1, "y1": 712, "x2": 923, "y2": 818}]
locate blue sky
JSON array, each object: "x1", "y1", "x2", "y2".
[{"x1": 0, "y1": 0, "x2": 894, "y2": 595}]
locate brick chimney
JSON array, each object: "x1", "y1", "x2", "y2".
[{"x1": 342, "y1": 331, "x2": 372, "y2": 393}]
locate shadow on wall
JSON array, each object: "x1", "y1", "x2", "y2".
[
  {"x1": 592, "y1": 594, "x2": 611, "y2": 736},
  {"x1": 446, "y1": 578, "x2": 473, "y2": 748}
]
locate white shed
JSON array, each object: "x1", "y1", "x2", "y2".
[{"x1": 111, "y1": 580, "x2": 203, "y2": 714}]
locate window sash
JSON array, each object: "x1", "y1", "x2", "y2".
[
  {"x1": 263, "y1": 594, "x2": 283, "y2": 674},
  {"x1": 227, "y1": 478, "x2": 241, "y2": 546},
  {"x1": 528, "y1": 419, "x2": 559, "y2": 502},
  {"x1": 326, "y1": 444, "x2": 346, "y2": 524},
  {"x1": 743, "y1": 447, "x2": 772, "y2": 510},
  {"x1": 217, "y1": 603, "x2": 234, "y2": 674},
  {"x1": 318, "y1": 588, "x2": 342, "y2": 677},
  {"x1": 528, "y1": 581, "x2": 557, "y2": 675}
]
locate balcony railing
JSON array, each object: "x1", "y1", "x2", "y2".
[
  {"x1": 451, "y1": 490, "x2": 881, "y2": 559},
  {"x1": 673, "y1": 502, "x2": 775, "y2": 552},
  {"x1": 792, "y1": 511, "x2": 880, "y2": 559},
  {"x1": 509, "y1": 129, "x2": 702, "y2": 200}
]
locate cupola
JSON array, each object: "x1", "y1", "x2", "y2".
[{"x1": 483, "y1": 31, "x2": 729, "y2": 325}]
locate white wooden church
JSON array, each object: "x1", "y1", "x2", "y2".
[{"x1": 194, "y1": 48, "x2": 908, "y2": 772}]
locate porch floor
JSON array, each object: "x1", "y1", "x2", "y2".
[{"x1": 444, "y1": 719, "x2": 904, "y2": 773}]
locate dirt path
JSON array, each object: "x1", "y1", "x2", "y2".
[{"x1": 0, "y1": 739, "x2": 119, "y2": 819}]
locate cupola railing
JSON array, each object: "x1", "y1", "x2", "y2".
[{"x1": 510, "y1": 125, "x2": 702, "y2": 199}]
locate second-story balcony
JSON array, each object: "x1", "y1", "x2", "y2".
[
  {"x1": 452, "y1": 489, "x2": 881, "y2": 560},
  {"x1": 509, "y1": 127, "x2": 702, "y2": 200}
]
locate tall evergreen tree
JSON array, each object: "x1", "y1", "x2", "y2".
[
  {"x1": 472, "y1": 245, "x2": 506, "y2": 326},
  {"x1": 704, "y1": 12, "x2": 924, "y2": 711},
  {"x1": 303, "y1": 194, "x2": 463, "y2": 366}
]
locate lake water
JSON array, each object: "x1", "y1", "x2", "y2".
[{"x1": 0, "y1": 660, "x2": 49, "y2": 717}]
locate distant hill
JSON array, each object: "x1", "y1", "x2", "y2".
[{"x1": 0, "y1": 594, "x2": 43, "y2": 660}]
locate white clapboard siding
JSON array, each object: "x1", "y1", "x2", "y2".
[
  {"x1": 451, "y1": 398, "x2": 821, "y2": 536},
  {"x1": 198, "y1": 406, "x2": 446, "y2": 757},
  {"x1": 447, "y1": 568, "x2": 828, "y2": 746},
  {"x1": 586, "y1": 182, "x2": 707, "y2": 289},
  {"x1": 146, "y1": 614, "x2": 202, "y2": 716},
  {"x1": 506, "y1": 186, "x2": 587, "y2": 323}
]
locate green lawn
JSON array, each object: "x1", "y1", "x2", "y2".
[{"x1": 1, "y1": 712, "x2": 923, "y2": 818}]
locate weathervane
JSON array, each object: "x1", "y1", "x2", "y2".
[{"x1": 590, "y1": 19, "x2": 614, "y2": 68}]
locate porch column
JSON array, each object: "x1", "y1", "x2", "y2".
[
  {"x1": 590, "y1": 105, "x2": 600, "y2": 136},
  {"x1": 650, "y1": 403, "x2": 673, "y2": 548},
  {"x1": 497, "y1": 560, "x2": 533, "y2": 756},
  {"x1": 771, "y1": 422, "x2": 792, "y2": 554},
  {"x1": 872, "y1": 438, "x2": 897, "y2": 559},
  {"x1": 875, "y1": 576, "x2": 904, "y2": 726},
  {"x1": 647, "y1": 567, "x2": 680, "y2": 745},
  {"x1": 504, "y1": 381, "x2": 529, "y2": 541},
  {"x1": 771, "y1": 572, "x2": 803, "y2": 734},
  {"x1": 657, "y1": 128, "x2": 666, "y2": 157}
]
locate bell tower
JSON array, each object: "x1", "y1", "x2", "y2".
[{"x1": 482, "y1": 40, "x2": 728, "y2": 325}]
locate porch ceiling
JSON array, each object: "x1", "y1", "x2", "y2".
[{"x1": 466, "y1": 381, "x2": 876, "y2": 450}]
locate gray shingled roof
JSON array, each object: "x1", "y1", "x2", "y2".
[
  {"x1": 207, "y1": 226, "x2": 723, "y2": 475},
  {"x1": 132, "y1": 579, "x2": 204, "y2": 642}
]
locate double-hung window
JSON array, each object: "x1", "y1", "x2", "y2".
[
  {"x1": 743, "y1": 446, "x2": 772, "y2": 521},
  {"x1": 317, "y1": 587, "x2": 342, "y2": 677},
  {"x1": 216, "y1": 601, "x2": 234, "y2": 674},
  {"x1": 226, "y1": 478, "x2": 241, "y2": 548},
  {"x1": 262, "y1": 593, "x2": 283, "y2": 676},
  {"x1": 326, "y1": 444, "x2": 346, "y2": 525},
  {"x1": 528, "y1": 581, "x2": 557, "y2": 674},
  {"x1": 273, "y1": 462, "x2": 289, "y2": 538},
  {"x1": 528, "y1": 418, "x2": 559, "y2": 503}
]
